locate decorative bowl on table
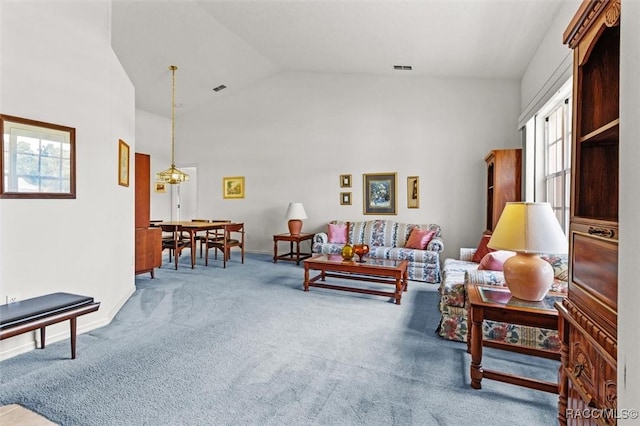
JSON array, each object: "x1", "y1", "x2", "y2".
[{"x1": 353, "y1": 244, "x2": 369, "y2": 263}]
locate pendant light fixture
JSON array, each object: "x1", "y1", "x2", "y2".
[{"x1": 156, "y1": 65, "x2": 189, "y2": 185}]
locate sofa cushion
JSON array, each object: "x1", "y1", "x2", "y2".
[
  {"x1": 405, "y1": 228, "x2": 435, "y2": 249},
  {"x1": 478, "y1": 250, "x2": 516, "y2": 271},
  {"x1": 328, "y1": 223, "x2": 348, "y2": 244},
  {"x1": 472, "y1": 233, "x2": 495, "y2": 263}
]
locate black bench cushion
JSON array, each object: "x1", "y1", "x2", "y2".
[{"x1": 0, "y1": 292, "x2": 95, "y2": 330}]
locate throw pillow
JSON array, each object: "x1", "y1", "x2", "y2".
[
  {"x1": 472, "y1": 233, "x2": 494, "y2": 263},
  {"x1": 478, "y1": 250, "x2": 516, "y2": 271},
  {"x1": 328, "y1": 223, "x2": 348, "y2": 244},
  {"x1": 405, "y1": 228, "x2": 436, "y2": 249}
]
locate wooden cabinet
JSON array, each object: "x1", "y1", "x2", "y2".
[
  {"x1": 135, "y1": 152, "x2": 161, "y2": 277},
  {"x1": 484, "y1": 149, "x2": 521, "y2": 232},
  {"x1": 557, "y1": 1, "x2": 620, "y2": 424}
]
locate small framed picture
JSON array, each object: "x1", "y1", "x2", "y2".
[
  {"x1": 340, "y1": 174, "x2": 352, "y2": 188},
  {"x1": 154, "y1": 182, "x2": 167, "y2": 193},
  {"x1": 340, "y1": 192, "x2": 352, "y2": 205},
  {"x1": 407, "y1": 176, "x2": 419, "y2": 208},
  {"x1": 118, "y1": 139, "x2": 130, "y2": 187},
  {"x1": 223, "y1": 176, "x2": 245, "y2": 199}
]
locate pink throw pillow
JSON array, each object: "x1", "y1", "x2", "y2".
[
  {"x1": 472, "y1": 233, "x2": 495, "y2": 263},
  {"x1": 328, "y1": 223, "x2": 348, "y2": 244},
  {"x1": 405, "y1": 228, "x2": 436, "y2": 249},
  {"x1": 478, "y1": 250, "x2": 516, "y2": 271}
]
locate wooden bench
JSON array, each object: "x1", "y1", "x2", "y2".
[{"x1": 0, "y1": 292, "x2": 100, "y2": 359}]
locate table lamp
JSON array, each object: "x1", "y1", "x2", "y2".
[
  {"x1": 285, "y1": 202, "x2": 307, "y2": 235},
  {"x1": 487, "y1": 202, "x2": 567, "y2": 301}
]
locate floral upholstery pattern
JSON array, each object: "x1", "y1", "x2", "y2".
[
  {"x1": 437, "y1": 248, "x2": 568, "y2": 351},
  {"x1": 313, "y1": 219, "x2": 443, "y2": 283}
]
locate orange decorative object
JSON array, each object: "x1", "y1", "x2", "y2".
[
  {"x1": 353, "y1": 244, "x2": 370, "y2": 263},
  {"x1": 341, "y1": 244, "x2": 354, "y2": 261}
]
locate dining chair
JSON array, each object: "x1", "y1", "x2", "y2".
[
  {"x1": 160, "y1": 224, "x2": 191, "y2": 270},
  {"x1": 191, "y1": 219, "x2": 210, "y2": 258},
  {"x1": 205, "y1": 222, "x2": 245, "y2": 268}
]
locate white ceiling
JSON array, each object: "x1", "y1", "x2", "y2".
[{"x1": 111, "y1": 0, "x2": 565, "y2": 117}]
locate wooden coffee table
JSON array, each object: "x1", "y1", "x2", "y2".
[
  {"x1": 303, "y1": 254, "x2": 408, "y2": 305},
  {"x1": 467, "y1": 283, "x2": 564, "y2": 393}
]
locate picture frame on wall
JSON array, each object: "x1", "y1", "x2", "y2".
[
  {"x1": 223, "y1": 176, "x2": 245, "y2": 199},
  {"x1": 118, "y1": 139, "x2": 130, "y2": 187},
  {"x1": 363, "y1": 172, "x2": 397, "y2": 215},
  {"x1": 340, "y1": 192, "x2": 352, "y2": 205},
  {"x1": 407, "y1": 176, "x2": 419, "y2": 208},
  {"x1": 154, "y1": 182, "x2": 167, "y2": 193},
  {"x1": 340, "y1": 174, "x2": 352, "y2": 188}
]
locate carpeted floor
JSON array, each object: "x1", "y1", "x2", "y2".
[{"x1": 0, "y1": 253, "x2": 559, "y2": 425}]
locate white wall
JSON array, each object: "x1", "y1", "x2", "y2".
[
  {"x1": 138, "y1": 72, "x2": 522, "y2": 261},
  {"x1": 618, "y1": 0, "x2": 640, "y2": 418},
  {"x1": 0, "y1": 0, "x2": 135, "y2": 359},
  {"x1": 518, "y1": 0, "x2": 580, "y2": 128}
]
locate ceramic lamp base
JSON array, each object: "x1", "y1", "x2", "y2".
[
  {"x1": 502, "y1": 253, "x2": 554, "y2": 301},
  {"x1": 288, "y1": 219, "x2": 303, "y2": 236}
]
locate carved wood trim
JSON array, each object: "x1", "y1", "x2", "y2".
[
  {"x1": 561, "y1": 299, "x2": 617, "y2": 364},
  {"x1": 564, "y1": 0, "x2": 620, "y2": 48}
]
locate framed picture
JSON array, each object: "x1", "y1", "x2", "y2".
[
  {"x1": 154, "y1": 182, "x2": 167, "y2": 193},
  {"x1": 340, "y1": 192, "x2": 352, "y2": 205},
  {"x1": 340, "y1": 174, "x2": 352, "y2": 188},
  {"x1": 363, "y1": 172, "x2": 397, "y2": 215},
  {"x1": 118, "y1": 139, "x2": 130, "y2": 187},
  {"x1": 407, "y1": 176, "x2": 419, "y2": 208},
  {"x1": 223, "y1": 176, "x2": 245, "y2": 199}
]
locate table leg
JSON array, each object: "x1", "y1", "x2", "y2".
[
  {"x1": 394, "y1": 273, "x2": 402, "y2": 305},
  {"x1": 295, "y1": 240, "x2": 301, "y2": 264},
  {"x1": 470, "y1": 305, "x2": 484, "y2": 389},
  {"x1": 304, "y1": 265, "x2": 310, "y2": 291}
]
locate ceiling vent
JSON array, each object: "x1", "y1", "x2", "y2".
[
  {"x1": 393, "y1": 65, "x2": 412, "y2": 71},
  {"x1": 213, "y1": 84, "x2": 227, "y2": 92}
]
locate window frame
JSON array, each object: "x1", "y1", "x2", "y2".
[{"x1": 1, "y1": 114, "x2": 76, "y2": 199}]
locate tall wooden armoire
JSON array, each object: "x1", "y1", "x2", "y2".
[
  {"x1": 485, "y1": 149, "x2": 522, "y2": 232},
  {"x1": 134, "y1": 152, "x2": 162, "y2": 277},
  {"x1": 556, "y1": 1, "x2": 620, "y2": 424}
]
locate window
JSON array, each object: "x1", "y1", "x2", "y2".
[
  {"x1": 1, "y1": 115, "x2": 76, "y2": 199},
  {"x1": 543, "y1": 98, "x2": 571, "y2": 232}
]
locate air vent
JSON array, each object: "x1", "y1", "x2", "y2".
[
  {"x1": 213, "y1": 84, "x2": 227, "y2": 92},
  {"x1": 393, "y1": 65, "x2": 412, "y2": 71}
]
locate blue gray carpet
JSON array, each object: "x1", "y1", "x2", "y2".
[{"x1": 0, "y1": 253, "x2": 558, "y2": 425}]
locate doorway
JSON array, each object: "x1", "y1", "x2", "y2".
[{"x1": 171, "y1": 166, "x2": 197, "y2": 221}]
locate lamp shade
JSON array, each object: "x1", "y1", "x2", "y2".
[
  {"x1": 488, "y1": 202, "x2": 567, "y2": 254},
  {"x1": 284, "y1": 202, "x2": 307, "y2": 220}
]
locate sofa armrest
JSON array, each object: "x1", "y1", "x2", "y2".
[
  {"x1": 314, "y1": 232, "x2": 328, "y2": 245},
  {"x1": 426, "y1": 236, "x2": 444, "y2": 252},
  {"x1": 460, "y1": 248, "x2": 477, "y2": 262}
]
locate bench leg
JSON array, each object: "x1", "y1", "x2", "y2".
[
  {"x1": 70, "y1": 317, "x2": 77, "y2": 359},
  {"x1": 40, "y1": 327, "x2": 46, "y2": 349}
]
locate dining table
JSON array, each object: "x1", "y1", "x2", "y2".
[{"x1": 156, "y1": 221, "x2": 231, "y2": 269}]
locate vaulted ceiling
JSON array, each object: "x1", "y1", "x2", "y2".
[{"x1": 111, "y1": 0, "x2": 565, "y2": 117}]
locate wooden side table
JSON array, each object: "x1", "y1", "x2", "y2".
[
  {"x1": 273, "y1": 233, "x2": 314, "y2": 265},
  {"x1": 467, "y1": 284, "x2": 563, "y2": 394}
]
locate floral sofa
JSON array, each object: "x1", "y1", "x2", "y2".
[
  {"x1": 437, "y1": 247, "x2": 568, "y2": 351},
  {"x1": 312, "y1": 219, "x2": 444, "y2": 283}
]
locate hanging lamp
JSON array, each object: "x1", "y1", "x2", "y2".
[{"x1": 156, "y1": 65, "x2": 189, "y2": 184}]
